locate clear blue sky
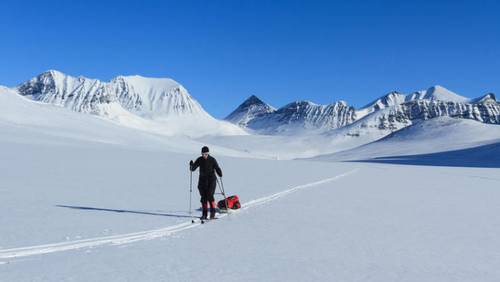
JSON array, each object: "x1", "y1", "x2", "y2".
[{"x1": 1, "y1": 0, "x2": 499, "y2": 117}]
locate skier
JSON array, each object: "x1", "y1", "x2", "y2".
[{"x1": 190, "y1": 146, "x2": 223, "y2": 220}]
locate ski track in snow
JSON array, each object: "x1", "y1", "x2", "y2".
[{"x1": 0, "y1": 169, "x2": 358, "y2": 261}]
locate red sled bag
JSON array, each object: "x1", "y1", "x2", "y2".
[{"x1": 217, "y1": 195, "x2": 241, "y2": 210}]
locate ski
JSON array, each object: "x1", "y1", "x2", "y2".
[{"x1": 191, "y1": 217, "x2": 218, "y2": 224}]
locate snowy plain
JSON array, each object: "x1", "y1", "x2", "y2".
[
  {"x1": 1, "y1": 87, "x2": 500, "y2": 281},
  {"x1": 315, "y1": 117, "x2": 500, "y2": 163}
]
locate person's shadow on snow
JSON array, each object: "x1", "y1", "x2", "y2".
[{"x1": 55, "y1": 205, "x2": 199, "y2": 219}]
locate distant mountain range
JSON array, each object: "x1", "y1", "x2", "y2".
[
  {"x1": 2, "y1": 70, "x2": 499, "y2": 140},
  {"x1": 225, "y1": 85, "x2": 500, "y2": 135}
]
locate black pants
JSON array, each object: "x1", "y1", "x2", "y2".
[{"x1": 198, "y1": 175, "x2": 216, "y2": 203}]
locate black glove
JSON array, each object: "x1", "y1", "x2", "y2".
[{"x1": 189, "y1": 160, "x2": 194, "y2": 170}]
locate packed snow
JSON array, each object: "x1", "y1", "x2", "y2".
[{"x1": 1, "y1": 136, "x2": 499, "y2": 281}]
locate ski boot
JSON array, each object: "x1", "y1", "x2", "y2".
[
  {"x1": 210, "y1": 208, "x2": 216, "y2": 219},
  {"x1": 200, "y1": 209, "x2": 208, "y2": 220}
]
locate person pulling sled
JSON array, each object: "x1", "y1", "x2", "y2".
[{"x1": 190, "y1": 146, "x2": 222, "y2": 220}]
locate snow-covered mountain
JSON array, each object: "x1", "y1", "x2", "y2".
[
  {"x1": 344, "y1": 92, "x2": 499, "y2": 137},
  {"x1": 17, "y1": 70, "x2": 210, "y2": 118},
  {"x1": 323, "y1": 88, "x2": 499, "y2": 149},
  {"x1": 14, "y1": 70, "x2": 245, "y2": 137},
  {"x1": 225, "y1": 95, "x2": 276, "y2": 127},
  {"x1": 226, "y1": 85, "x2": 500, "y2": 136},
  {"x1": 406, "y1": 85, "x2": 469, "y2": 102},
  {"x1": 242, "y1": 100, "x2": 356, "y2": 134},
  {"x1": 356, "y1": 91, "x2": 407, "y2": 119}
]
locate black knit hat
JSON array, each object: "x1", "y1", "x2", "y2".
[{"x1": 201, "y1": 146, "x2": 209, "y2": 153}]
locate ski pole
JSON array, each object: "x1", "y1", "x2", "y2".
[
  {"x1": 189, "y1": 167, "x2": 193, "y2": 217},
  {"x1": 216, "y1": 176, "x2": 229, "y2": 213},
  {"x1": 221, "y1": 177, "x2": 229, "y2": 213}
]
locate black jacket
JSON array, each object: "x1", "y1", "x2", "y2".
[{"x1": 190, "y1": 155, "x2": 222, "y2": 178}]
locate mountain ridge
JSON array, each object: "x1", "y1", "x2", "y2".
[
  {"x1": 11, "y1": 70, "x2": 246, "y2": 137},
  {"x1": 3, "y1": 70, "x2": 499, "y2": 139},
  {"x1": 17, "y1": 70, "x2": 210, "y2": 118},
  {"x1": 226, "y1": 85, "x2": 499, "y2": 135},
  {"x1": 225, "y1": 95, "x2": 276, "y2": 127}
]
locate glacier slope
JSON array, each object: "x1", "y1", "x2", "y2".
[{"x1": 314, "y1": 117, "x2": 500, "y2": 162}]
